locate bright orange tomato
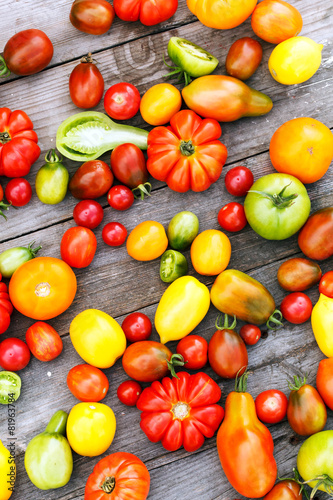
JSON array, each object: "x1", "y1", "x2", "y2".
[
  {"x1": 9, "y1": 257, "x2": 77, "y2": 320},
  {"x1": 187, "y1": 0, "x2": 257, "y2": 29},
  {"x1": 190, "y1": 229, "x2": 231, "y2": 276},
  {"x1": 140, "y1": 84, "x2": 182, "y2": 126},
  {"x1": 126, "y1": 221, "x2": 168, "y2": 261}
]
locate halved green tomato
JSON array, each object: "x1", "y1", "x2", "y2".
[
  {"x1": 0, "y1": 371, "x2": 21, "y2": 404},
  {"x1": 160, "y1": 250, "x2": 188, "y2": 283}
]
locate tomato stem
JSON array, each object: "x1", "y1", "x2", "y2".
[
  {"x1": 0, "y1": 132, "x2": 11, "y2": 144},
  {"x1": 266, "y1": 309, "x2": 283, "y2": 330},
  {"x1": 287, "y1": 374, "x2": 308, "y2": 392},
  {"x1": 167, "y1": 353, "x2": 185, "y2": 379},
  {"x1": 0, "y1": 55, "x2": 10, "y2": 78},
  {"x1": 132, "y1": 182, "x2": 152, "y2": 201},
  {"x1": 27, "y1": 241, "x2": 42, "y2": 257},
  {"x1": 234, "y1": 369, "x2": 249, "y2": 393},
  {"x1": 81, "y1": 52, "x2": 94, "y2": 64},
  {"x1": 100, "y1": 476, "x2": 116, "y2": 493},
  {"x1": 215, "y1": 314, "x2": 237, "y2": 331},
  {"x1": 0, "y1": 201, "x2": 12, "y2": 220},
  {"x1": 162, "y1": 54, "x2": 192, "y2": 86},
  {"x1": 45, "y1": 148, "x2": 62, "y2": 164},
  {"x1": 180, "y1": 140, "x2": 195, "y2": 157},
  {"x1": 249, "y1": 182, "x2": 298, "y2": 208}
]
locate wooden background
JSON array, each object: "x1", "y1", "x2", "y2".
[{"x1": 0, "y1": 0, "x2": 333, "y2": 498}]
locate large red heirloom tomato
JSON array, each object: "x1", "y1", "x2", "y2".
[{"x1": 113, "y1": 0, "x2": 178, "y2": 26}]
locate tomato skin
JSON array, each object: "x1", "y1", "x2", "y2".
[
  {"x1": 263, "y1": 480, "x2": 302, "y2": 500},
  {"x1": 0, "y1": 338, "x2": 30, "y2": 371},
  {"x1": 217, "y1": 202, "x2": 247, "y2": 232},
  {"x1": 255, "y1": 389, "x2": 288, "y2": 424},
  {"x1": 191, "y1": 229, "x2": 231, "y2": 276},
  {"x1": 26, "y1": 321, "x2": 63, "y2": 362},
  {"x1": 73, "y1": 200, "x2": 104, "y2": 229},
  {"x1": 280, "y1": 292, "x2": 313, "y2": 324},
  {"x1": 70, "y1": 0, "x2": 115, "y2": 35},
  {"x1": 319, "y1": 271, "x2": 333, "y2": 298},
  {"x1": 298, "y1": 207, "x2": 333, "y2": 260},
  {"x1": 69, "y1": 56, "x2": 104, "y2": 109},
  {"x1": 117, "y1": 380, "x2": 143, "y2": 406},
  {"x1": 121, "y1": 312, "x2": 152, "y2": 342},
  {"x1": 113, "y1": 0, "x2": 178, "y2": 26},
  {"x1": 141, "y1": 84, "x2": 181, "y2": 126},
  {"x1": 127, "y1": 221, "x2": 168, "y2": 261},
  {"x1": 251, "y1": 0, "x2": 302, "y2": 44},
  {"x1": 277, "y1": 257, "x2": 322, "y2": 292},
  {"x1": 122, "y1": 341, "x2": 174, "y2": 382},
  {"x1": 176, "y1": 335, "x2": 208, "y2": 370},
  {"x1": 110, "y1": 143, "x2": 148, "y2": 189},
  {"x1": 239, "y1": 324, "x2": 261, "y2": 345},
  {"x1": 226, "y1": 37, "x2": 262, "y2": 80},
  {"x1": 107, "y1": 185, "x2": 134, "y2": 211},
  {"x1": 5, "y1": 178, "x2": 32, "y2": 207},
  {"x1": 0, "y1": 439, "x2": 16, "y2": 499},
  {"x1": 104, "y1": 83, "x2": 141, "y2": 120},
  {"x1": 61, "y1": 226, "x2": 97, "y2": 269},
  {"x1": 69, "y1": 160, "x2": 113, "y2": 199},
  {"x1": 316, "y1": 358, "x2": 333, "y2": 411},
  {"x1": 102, "y1": 222, "x2": 127, "y2": 247},
  {"x1": 187, "y1": 0, "x2": 257, "y2": 29},
  {"x1": 287, "y1": 379, "x2": 327, "y2": 436},
  {"x1": 67, "y1": 364, "x2": 109, "y2": 402},
  {"x1": 311, "y1": 293, "x2": 333, "y2": 357},
  {"x1": 225, "y1": 166, "x2": 254, "y2": 196}
]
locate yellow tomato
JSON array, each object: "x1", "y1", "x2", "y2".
[
  {"x1": 70, "y1": 309, "x2": 126, "y2": 368},
  {"x1": 126, "y1": 220, "x2": 168, "y2": 261},
  {"x1": 0, "y1": 440, "x2": 15, "y2": 499},
  {"x1": 268, "y1": 36, "x2": 323, "y2": 85},
  {"x1": 191, "y1": 229, "x2": 231, "y2": 276},
  {"x1": 187, "y1": 0, "x2": 257, "y2": 29},
  {"x1": 155, "y1": 276, "x2": 210, "y2": 343},
  {"x1": 140, "y1": 83, "x2": 182, "y2": 126},
  {"x1": 311, "y1": 294, "x2": 333, "y2": 357},
  {"x1": 66, "y1": 403, "x2": 116, "y2": 457}
]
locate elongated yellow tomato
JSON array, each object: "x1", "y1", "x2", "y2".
[
  {"x1": 70, "y1": 309, "x2": 126, "y2": 368},
  {"x1": 140, "y1": 84, "x2": 182, "y2": 126},
  {"x1": 187, "y1": 0, "x2": 257, "y2": 29},
  {"x1": 0, "y1": 440, "x2": 15, "y2": 499},
  {"x1": 311, "y1": 294, "x2": 333, "y2": 357},
  {"x1": 127, "y1": 220, "x2": 168, "y2": 261},
  {"x1": 191, "y1": 229, "x2": 231, "y2": 276},
  {"x1": 155, "y1": 276, "x2": 210, "y2": 343}
]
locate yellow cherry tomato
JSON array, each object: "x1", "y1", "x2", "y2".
[
  {"x1": 155, "y1": 276, "x2": 210, "y2": 343},
  {"x1": 268, "y1": 36, "x2": 323, "y2": 85},
  {"x1": 70, "y1": 309, "x2": 126, "y2": 369},
  {"x1": 126, "y1": 220, "x2": 168, "y2": 261},
  {"x1": 311, "y1": 294, "x2": 333, "y2": 357},
  {"x1": 66, "y1": 402, "x2": 116, "y2": 457},
  {"x1": 191, "y1": 229, "x2": 231, "y2": 276},
  {"x1": 140, "y1": 83, "x2": 182, "y2": 126},
  {"x1": 0, "y1": 440, "x2": 15, "y2": 499}
]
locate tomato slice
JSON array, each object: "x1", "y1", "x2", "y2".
[{"x1": 0, "y1": 371, "x2": 21, "y2": 404}]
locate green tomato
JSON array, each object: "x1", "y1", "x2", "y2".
[
  {"x1": 167, "y1": 211, "x2": 199, "y2": 251},
  {"x1": 35, "y1": 149, "x2": 69, "y2": 204},
  {"x1": 0, "y1": 371, "x2": 21, "y2": 404},
  {"x1": 244, "y1": 173, "x2": 311, "y2": 240},
  {"x1": 160, "y1": 250, "x2": 188, "y2": 283},
  {"x1": 0, "y1": 242, "x2": 41, "y2": 278}
]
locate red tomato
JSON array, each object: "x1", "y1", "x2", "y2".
[
  {"x1": 73, "y1": 200, "x2": 104, "y2": 229},
  {"x1": 70, "y1": 0, "x2": 115, "y2": 35},
  {"x1": 104, "y1": 83, "x2": 141, "y2": 120},
  {"x1": 107, "y1": 185, "x2": 134, "y2": 211},
  {"x1": 217, "y1": 202, "x2": 247, "y2": 232},
  {"x1": 255, "y1": 389, "x2": 288, "y2": 424},
  {"x1": 298, "y1": 207, "x2": 333, "y2": 261},
  {"x1": 0, "y1": 305, "x2": 10, "y2": 335},
  {"x1": 263, "y1": 480, "x2": 302, "y2": 499},
  {"x1": 121, "y1": 312, "x2": 152, "y2": 342},
  {"x1": 26, "y1": 321, "x2": 63, "y2": 361},
  {"x1": 176, "y1": 335, "x2": 208, "y2": 370},
  {"x1": 224, "y1": 166, "x2": 254, "y2": 196},
  {"x1": 0, "y1": 338, "x2": 31, "y2": 371},
  {"x1": 113, "y1": 0, "x2": 178, "y2": 26},
  {"x1": 69, "y1": 54, "x2": 104, "y2": 109},
  {"x1": 225, "y1": 37, "x2": 263, "y2": 81},
  {"x1": 5, "y1": 178, "x2": 32, "y2": 207},
  {"x1": 0, "y1": 299, "x2": 13, "y2": 316},
  {"x1": 117, "y1": 380, "x2": 143, "y2": 406},
  {"x1": 102, "y1": 222, "x2": 128, "y2": 246},
  {"x1": 280, "y1": 292, "x2": 313, "y2": 324},
  {"x1": 316, "y1": 358, "x2": 333, "y2": 410},
  {"x1": 69, "y1": 160, "x2": 113, "y2": 200},
  {"x1": 110, "y1": 144, "x2": 150, "y2": 199},
  {"x1": 61, "y1": 226, "x2": 97, "y2": 268},
  {"x1": 67, "y1": 364, "x2": 109, "y2": 402},
  {"x1": 239, "y1": 324, "x2": 261, "y2": 345},
  {"x1": 319, "y1": 271, "x2": 333, "y2": 298}
]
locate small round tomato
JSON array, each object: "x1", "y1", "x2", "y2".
[
  {"x1": 217, "y1": 202, "x2": 247, "y2": 232},
  {"x1": 0, "y1": 305, "x2": 10, "y2": 335},
  {"x1": 176, "y1": 335, "x2": 208, "y2": 370},
  {"x1": 140, "y1": 83, "x2": 182, "y2": 126},
  {"x1": 263, "y1": 480, "x2": 302, "y2": 499},
  {"x1": 0, "y1": 338, "x2": 31, "y2": 371},
  {"x1": 190, "y1": 229, "x2": 231, "y2": 275},
  {"x1": 316, "y1": 358, "x2": 333, "y2": 411},
  {"x1": 117, "y1": 380, "x2": 142, "y2": 406},
  {"x1": 104, "y1": 83, "x2": 141, "y2": 120},
  {"x1": 70, "y1": 0, "x2": 115, "y2": 35},
  {"x1": 67, "y1": 364, "x2": 109, "y2": 402},
  {"x1": 69, "y1": 54, "x2": 104, "y2": 109},
  {"x1": 127, "y1": 221, "x2": 168, "y2": 261},
  {"x1": 60, "y1": 226, "x2": 97, "y2": 268},
  {"x1": 319, "y1": 271, "x2": 333, "y2": 299},
  {"x1": 225, "y1": 37, "x2": 263, "y2": 81},
  {"x1": 239, "y1": 324, "x2": 261, "y2": 345},
  {"x1": 107, "y1": 185, "x2": 134, "y2": 211},
  {"x1": 26, "y1": 321, "x2": 63, "y2": 362},
  {"x1": 280, "y1": 292, "x2": 313, "y2": 324},
  {"x1": 73, "y1": 200, "x2": 104, "y2": 229},
  {"x1": 121, "y1": 312, "x2": 152, "y2": 342},
  {"x1": 5, "y1": 178, "x2": 32, "y2": 207},
  {"x1": 102, "y1": 222, "x2": 127, "y2": 247},
  {"x1": 224, "y1": 166, "x2": 254, "y2": 196},
  {"x1": 255, "y1": 389, "x2": 288, "y2": 424}
]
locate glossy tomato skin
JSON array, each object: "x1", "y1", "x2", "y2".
[
  {"x1": 226, "y1": 37, "x2": 262, "y2": 80},
  {"x1": 102, "y1": 222, "x2": 127, "y2": 246},
  {"x1": 5, "y1": 178, "x2": 32, "y2": 207},
  {"x1": 255, "y1": 389, "x2": 288, "y2": 424},
  {"x1": 0, "y1": 338, "x2": 31, "y2": 371},
  {"x1": 191, "y1": 229, "x2": 231, "y2": 275},
  {"x1": 110, "y1": 143, "x2": 148, "y2": 189},
  {"x1": 73, "y1": 200, "x2": 104, "y2": 229},
  {"x1": 176, "y1": 335, "x2": 208, "y2": 370},
  {"x1": 316, "y1": 358, "x2": 333, "y2": 410},
  {"x1": 117, "y1": 380, "x2": 142, "y2": 406},
  {"x1": 70, "y1": 0, "x2": 115, "y2": 35},
  {"x1": 319, "y1": 271, "x2": 333, "y2": 298},
  {"x1": 217, "y1": 202, "x2": 247, "y2": 232},
  {"x1": 61, "y1": 226, "x2": 97, "y2": 269},
  {"x1": 225, "y1": 166, "x2": 254, "y2": 196},
  {"x1": 298, "y1": 207, "x2": 333, "y2": 260},
  {"x1": 208, "y1": 324, "x2": 248, "y2": 378},
  {"x1": 122, "y1": 341, "x2": 173, "y2": 382},
  {"x1": 263, "y1": 480, "x2": 302, "y2": 500},
  {"x1": 69, "y1": 160, "x2": 113, "y2": 199},
  {"x1": 69, "y1": 56, "x2": 104, "y2": 109},
  {"x1": 280, "y1": 293, "x2": 313, "y2": 324},
  {"x1": 107, "y1": 185, "x2": 134, "y2": 211},
  {"x1": 104, "y1": 83, "x2": 141, "y2": 120},
  {"x1": 187, "y1": 0, "x2": 257, "y2": 29},
  {"x1": 140, "y1": 84, "x2": 181, "y2": 126},
  {"x1": 121, "y1": 312, "x2": 152, "y2": 342},
  {"x1": 127, "y1": 221, "x2": 168, "y2": 261},
  {"x1": 26, "y1": 321, "x2": 63, "y2": 361},
  {"x1": 239, "y1": 324, "x2": 261, "y2": 345},
  {"x1": 67, "y1": 364, "x2": 109, "y2": 402},
  {"x1": 113, "y1": 0, "x2": 178, "y2": 26},
  {"x1": 287, "y1": 380, "x2": 327, "y2": 436},
  {"x1": 277, "y1": 257, "x2": 322, "y2": 292}
]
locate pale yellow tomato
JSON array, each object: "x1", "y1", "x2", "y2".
[
  {"x1": 191, "y1": 229, "x2": 231, "y2": 275},
  {"x1": 140, "y1": 83, "x2": 182, "y2": 126},
  {"x1": 127, "y1": 220, "x2": 168, "y2": 261},
  {"x1": 0, "y1": 440, "x2": 15, "y2": 499}
]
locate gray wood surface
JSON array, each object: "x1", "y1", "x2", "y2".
[{"x1": 0, "y1": 0, "x2": 333, "y2": 498}]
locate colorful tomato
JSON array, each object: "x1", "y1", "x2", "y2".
[
  {"x1": 69, "y1": 0, "x2": 115, "y2": 35},
  {"x1": 9, "y1": 257, "x2": 77, "y2": 320},
  {"x1": 159, "y1": 250, "x2": 188, "y2": 283},
  {"x1": 263, "y1": 480, "x2": 302, "y2": 499},
  {"x1": 167, "y1": 211, "x2": 199, "y2": 250},
  {"x1": 69, "y1": 54, "x2": 104, "y2": 109},
  {"x1": 190, "y1": 229, "x2": 231, "y2": 276},
  {"x1": 126, "y1": 221, "x2": 168, "y2": 261},
  {"x1": 60, "y1": 226, "x2": 97, "y2": 269},
  {"x1": 316, "y1": 358, "x2": 333, "y2": 411},
  {"x1": 0, "y1": 338, "x2": 31, "y2": 371},
  {"x1": 117, "y1": 380, "x2": 143, "y2": 406},
  {"x1": 176, "y1": 335, "x2": 208, "y2": 370},
  {"x1": 102, "y1": 222, "x2": 128, "y2": 246},
  {"x1": 148, "y1": 110, "x2": 228, "y2": 192},
  {"x1": 225, "y1": 37, "x2": 263, "y2": 80},
  {"x1": 0, "y1": 371, "x2": 21, "y2": 404},
  {"x1": 5, "y1": 178, "x2": 32, "y2": 207},
  {"x1": 35, "y1": 149, "x2": 69, "y2": 205},
  {"x1": 277, "y1": 258, "x2": 322, "y2": 292},
  {"x1": 121, "y1": 312, "x2": 152, "y2": 342},
  {"x1": 319, "y1": 271, "x2": 333, "y2": 298},
  {"x1": 255, "y1": 389, "x2": 288, "y2": 424},
  {"x1": 224, "y1": 166, "x2": 254, "y2": 196},
  {"x1": 107, "y1": 185, "x2": 134, "y2": 211},
  {"x1": 26, "y1": 322, "x2": 63, "y2": 362},
  {"x1": 0, "y1": 306, "x2": 11, "y2": 335},
  {"x1": 0, "y1": 439, "x2": 15, "y2": 499},
  {"x1": 69, "y1": 160, "x2": 114, "y2": 199},
  {"x1": 311, "y1": 283, "x2": 333, "y2": 357},
  {"x1": 67, "y1": 364, "x2": 109, "y2": 402},
  {"x1": 298, "y1": 207, "x2": 333, "y2": 260},
  {"x1": 187, "y1": 0, "x2": 257, "y2": 29},
  {"x1": 280, "y1": 293, "x2": 313, "y2": 324},
  {"x1": 110, "y1": 143, "x2": 151, "y2": 199},
  {"x1": 113, "y1": 0, "x2": 178, "y2": 26},
  {"x1": 217, "y1": 202, "x2": 247, "y2": 232},
  {"x1": 0, "y1": 243, "x2": 42, "y2": 278},
  {"x1": 239, "y1": 324, "x2": 261, "y2": 345},
  {"x1": 73, "y1": 200, "x2": 104, "y2": 229},
  {"x1": 140, "y1": 83, "x2": 181, "y2": 126},
  {"x1": 251, "y1": 0, "x2": 303, "y2": 44},
  {"x1": 104, "y1": 82, "x2": 141, "y2": 120}
]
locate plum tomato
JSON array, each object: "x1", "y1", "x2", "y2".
[
  {"x1": 69, "y1": 54, "x2": 104, "y2": 109},
  {"x1": 225, "y1": 37, "x2": 263, "y2": 81},
  {"x1": 0, "y1": 338, "x2": 31, "y2": 371},
  {"x1": 5, "y1": 178, "x2": 32, "y2": 207},
  {"x1": 176, "y1": 335, "x2": 208, "y2": 370},
  {"x1": 73, "y1": 200, "x2": 104, "y2": 229},
  {"x1": 280, "y1": 292, "x2": 313, "y2": 324},
  {"x1": 104, "y1": 83, "x2": 141, "y2": 120},
  {"x1": 319, "y1": 271, "x2": 333, "y2": 299},
  {"x1": 224, "y1": 166, "x2": 254, "y2": 196},
  {"x1": 316, "y1": 358, "x2": 333, "y2": 411},
  {"x1": 26, "y1": 321, "x2": 63, "y2": 362},
  {"x1": 217, "y1": 202, "x2": 247, "y2": 232},
  {"x1": 127, "y1": 221, "x2": 168, "y2": 262},
  {"x1": 239, "y1": 324, "x2": 261, "y2": 345},
  {"x1": 121, "y1": 312, "x2": 152, "y2": 342},
  {"x1": 61, "y1": 226, "x2": 97, "y2": 268},
  {"x1": 67, "y1": 364, "x2": 109, "y2": 402},
  {"x1": 69, "y1": 160, "x2": 114, "y2": 200},
  {"x1": 102, "y1": 222, "x2": 127, "y2": 247},
  {"x1": 255, "y1": 389, "x2": 288, "y2": 424},
  {"x1": 107, "y1": 185, "x2": 134, "y2": 211},
  {"x1": 117, "y1": 380, "x2": 142, "y2": 406},
  {"x1": 69, "y1": 0, "x2": 115, "y2": 35},
  {"x1": 277, "y1": 257, "x2": 322, "y2": 292}
]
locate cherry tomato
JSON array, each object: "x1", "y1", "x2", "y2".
[
  {"x1": 117, "y1": 380, "x2": 142, "y2": 406},
  {"x1": 70, "y1": 0, "x2": 115, "y2": 35},
  {"x1": 0, "y1": 338, "x2": 31, "y2": 371},
  {"x1": 60, "y1": 226, "x2": 97, "y2": 268},
  {"x1": 319, "y1": 271, "x2": 333, "y2": 298},
  {"x1": 140, "y1": 83, "x2": 182, "y2": 126},
  {"x1": 239, "y1": 324, "x2": 261, "y2": 345},
  {"x1": 73, "y1": 200, "x2": 104, "y2": 229},
  {"x1": 5, "y1": 178, "x2": 32, "y2": 207},
  {"x1": 107, "y1": 185, "x2": 134, "y2": 211},
  {"x1": 0, "y1": 305, "x2": 10, "y2": 335},
  {"x1": 102, "y1": 222, "x2": 127, "y2": 247},
  {"x1": 217, "y1": 202, "x2": 247, "y2": 232},
  {"x1": 225, "y1": 37, "x2": 263, "y2": 81},
  {"x1": 224, "y1": 166, "x2": 254, "y2": 196},
  {"x1": 69, "y1": 54, "x2": 104, "y2": 109},
  {"x1": 67, "y1": 364, "x2": 109, "y2": 402},
  {"x1": 127, "y1": 221, "x2": 168, "y2": 262},
  {"x1": 280, "y1": 292, "x2": 313, "y2": 324},
  {"x1": 26, "y1": 321, "x2": 63, "y2": 361},
  {"x1": 104, "y1": 83, "x2": 141, "y2": 120},
  {"x1": 255, "y1": 389, "x2": 288, "y2": 424},
  {"x1": 176, "y1": 335, "x2": 208, "y2": 370},
  {"x1": 121, "y1": 312, "x2": 152, "y2": 342}
]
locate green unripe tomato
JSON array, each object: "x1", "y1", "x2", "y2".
[
  {"x1": 35, "y1": 149, "x2": 69, "y2": 204},
  {"x1": 167, "y1": 211, "x2": 199, "y2": 251},
  {"x1": 0, "y1": 242, "x2": 41, "y2": 278}
]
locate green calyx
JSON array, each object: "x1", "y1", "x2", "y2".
[
  {"x1": 27, "y1": 241, "x2": 42, "y2": 258},
  {"x1": 167, "y1": 353, "x2": 186, "y2": 379},
  {"x1": 132, "y1": 182, "x2": 152, "y2": 201},
  {"x1": 215, "y1": 313, "x2": 237, "y2": 331},
  {"x1": 45, "y1": 148, "x2": 62, "y2": 164},
  {"x1": 305, "y1": 474, "x2": 333, "y2": 498},
  {"x1": 0, "y1": 55, "x2": 10, "y2": 78},
  {"x1": 0, "y1": 201, "x2": 12, "y2": 220},
  {"x1": 163, "y1": 55, "x2": 192, "y2": 86},
  {"x1": 101, "y1": 476, "x2": 116, "y2": 493},
  {"x1": 0, "y1": 131, "x2": 11, "y2": 144},
  {"x1": 234, "y1": 369, "x2": 249, "y2": 393},
  {"x1": 288, "y1": 374, "x2": 307, "y2": 392},
  {"x1": 266, "y1": 309, "x2": 283, "y2": 330},
  {"x1": 249, "y1": 183, "x2": 298, "y2": 208},
  {"x1": 179, "y1": 140, "x2": 195, "y2": 157}
]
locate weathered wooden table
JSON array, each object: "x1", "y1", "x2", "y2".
[{"x1": 1, "y1": 1, "x2": 333, "y2": 498}]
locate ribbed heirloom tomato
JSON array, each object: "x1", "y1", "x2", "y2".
[{"x1": 113, "y1": 0, "x2": 178, "y2": 26}]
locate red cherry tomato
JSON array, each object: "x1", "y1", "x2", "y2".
[
  {"x1": 239, "y1": 324, "x2": 261, "y2": 345},
  {"x1": 104, "y1": 83, "x2": 141, "y2": 120},
  {"x1": 117, "y1": 380, "x2": 142, "y2": 406},
  {"x1": 224, "y1": 166, "x2": 254, "y2": 196},
  {"x1": 176, "y1": 335, "x2": 208, "y2": 370},
  {"x1": 217, "y1": 202, "x2": 247, "y2": 232},
  {"x1": 5, "y1": 178, "x2": 32, "y2": 207},
  {"x1": 121, "y1": 312, "x2": 152, "y2": 342},
  {"x1": 60, "y1": 226, "x2": 97, "y2": 268},
  {"x1": 102, "y1": 222, "x2": 127, "y2": 247},
  {"x1": 73, "y1": 200, "x2": 104, "y2": 229},
  {"x1": 280, "y1": 292, "x2": 313, "y2": 324},
  {"x1": 255, "y1": 389, "x2": 288, "y2": 424},
  {"x1": 25, "y1": 321, "x2": 63, "y2": 361},
  {"x1": 67, "y1": 364, "x2": 109, "y2": 402},
  {"x1": 319, "y1": 271, "x2": 333, "y2": 298},
  {"x1": 0, "y1": 305, "x2": 10, "y2": 335},
  {"x1": 107, "y1": 185, "x2": 134, "y2": 211},
  {"x1": 0, "y1": 338, "x2": 31, "y2": 371},
  {"x1": 69, "y1": 54, "x2": 104, "y2": 109}
]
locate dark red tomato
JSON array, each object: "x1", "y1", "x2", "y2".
[
  {"x1": 69, "y1": 160, "x2": 113, "y2": 199},
  {"x1": 263, "y1": 480, "x2": 302, "y2": 500},
  {"x1": 280, "y1": 292, "x2": 312, "y2": 324},
  {"x1": 2, "y1": 29, "x2": 53, "y2": 76},
  {"x1": 67, "y1": 364, "x2": 109, "y2": 402},
  {"x1": 316, "y1": 358, "x2": 333, "y2": 411},
  {"x1": 121, "y1": 312, "x2": 152, "y2": 342},
  {"x1": 255, "y1": 389, "x2": 288, "y2": 424},
  {"x1": 225, "y1": 37, "x2": 263, "y2": 81},
  {"x1": 113, "y1": 0, "x2": 178, "y2": 26},
  {"x1": 110, "y1": 144, "x2": 150, "y2": 199},
  {"x1": 60, "y1": 226, "x2": 97, "y2": 268},
  {"x1": 319, "y1": 271, "x2": 333, "y2": 298},
  {"x1": 73, "y1": 200, "x2": 104, "y2": 229},
  {"x1": 277, "y1": 257, "x2": 322, "y2": 292},
  {"x1": 217, "y1": 202, "x2": 247, "y2": 232},
  {"x1": 102, "y1": 222, "x2": 127, "y2": 247},
  {"x1": 224, "y1": 166, "x2": 254, "y2": 196},
  {"x1": 70, "y1": 0, "x2": 115, "y2": 35},
  {"x1": 104, "y1": 83, "x2": 141, "y2": 120},
  {"x1": 0, "y1": 338, "x2": 31, "y2": 371},
  {"x1": 26, "y1": 321, "x2": 63, "y2": 361},
  {"x1": 117, "y1": 380, "x2": 143, "y2": 406},
  {"x1": 239, "y1": 324, "x2": 261, "y2": 345},
  {"x1": 5, "y1": 178, "x2": 32, "y2": 207},
  {"x1": 0, "y1": 305, "x2": 10, "y2": 335},
  {"x1": 69, "y1": 54, "x2": 104, "y2": 109},
  {"x1": 107, "y1": 185, "x2": 134, "y2": 211},
  {"x1": 298, "y1": 207, "x2": 333, "y2": 261},
  {"x1": 176, "y1": 335, "x2": 208, "y2": 370}
]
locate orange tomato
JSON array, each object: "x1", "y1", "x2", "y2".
[
  {"x1": 190, "y1": 229, "x2": 231, "y2": 276},
  {"x1": 140, "y1": 84, "x2": 181, "y2": 126},
  {"x1": 126, "y1": 221, "x2": 168, "y2": 261},
  {"x1": 187, "y1": 0, "x2": 257, "y2": 30},
  {"x1": 9, "y1": 257, "x2": 77, "y2": 320},
  {"x1": 269, "y1": 118, "x2": 333, "y2": 184}
]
